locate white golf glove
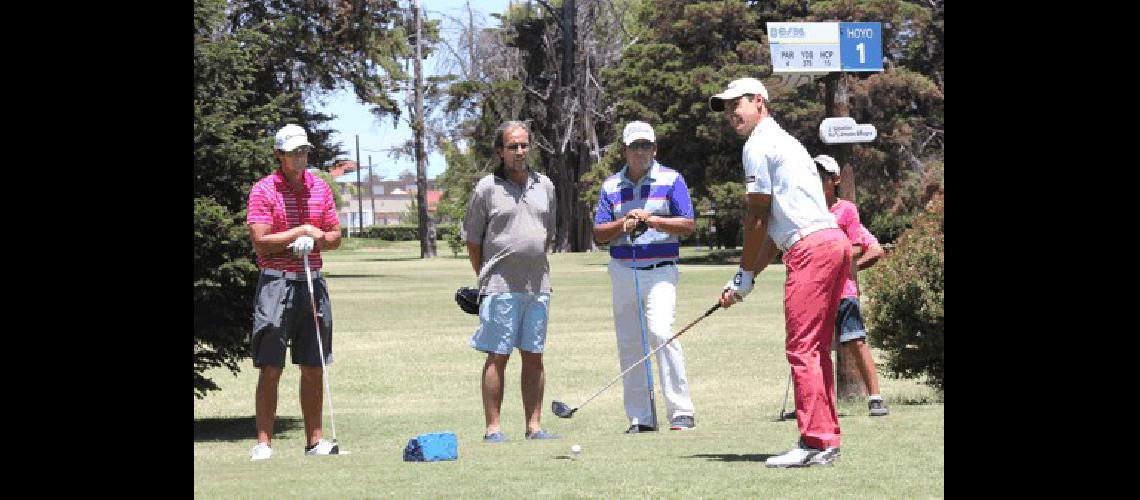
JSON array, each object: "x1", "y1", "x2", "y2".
[
  {"x1": 723, "y1": 267, "x2": 755, "y2": 302},
  {"x1": 287, "y1": 235, "x2": 315, "y2": 257}
]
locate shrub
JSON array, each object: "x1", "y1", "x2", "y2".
[
  {"x1": 862, "y1": 194, "x2": 944, "y2": 392},
  {"x1": 362, "y1": 224, "x2": 419, "y2": 240},
  {"x1": 436, "y1": 224, "x2": 458, "y2": 242},
  {"x1": 357, "y1": 224, "x2": 454, "y2": 241}
]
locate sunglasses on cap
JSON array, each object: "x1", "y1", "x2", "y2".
[{"x1": 281, "y1": 146, "x2": 311, "y2": 155}]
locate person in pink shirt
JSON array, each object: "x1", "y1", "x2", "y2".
[
  {"x1": 245, "y1": 124, "x2": 342, "y2": 461},
  {"x1": 813, "y1": 155, "x2": 889, "y2": 417}
]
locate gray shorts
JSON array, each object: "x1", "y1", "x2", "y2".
[{"x1": 250, "y1": 270, "x2": 333, "y2": 368}]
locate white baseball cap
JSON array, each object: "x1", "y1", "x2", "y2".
[
  {"x1": 274, "y1": 124, "x2": 313, "y2": 151},
  {"x1": 814, "y1": 154, "x2": 841, "y2": 175},
  {"x1": 709, "y1": 77, "x2": 770, "y2": 112},
  {"x1": 622, "y1": 121, "x2": 656, "y2": 145}
]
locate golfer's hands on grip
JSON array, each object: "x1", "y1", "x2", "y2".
[
  {"x1": 287, "y1": 235, "x2": 315, "y2": 257},
  {"x1": 623, "y1": 209, "x2": 653, "y2": 233},
  {"x1": 297, "y1": 223, "x2": 325, "y2": 240},
  {"x1": 719, "y1": 267, "x2": 755, "y2": 308}
]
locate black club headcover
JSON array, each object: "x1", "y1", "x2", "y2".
[{"x1": 455, "y1": 286, "x2": 482, "y2": 315}]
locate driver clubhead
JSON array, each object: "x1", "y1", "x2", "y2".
[
  {"x1": 551, "y1": 399, "x2": 576, "y2": 418},
  {"x1": 328, "y1": 440, "x2": 352, "y2": 455}
]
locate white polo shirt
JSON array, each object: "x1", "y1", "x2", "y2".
[{"x1": 742, "y1": 118, "x2": 837, "y2": 251}]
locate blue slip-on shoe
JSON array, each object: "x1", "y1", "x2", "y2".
[
  {"x1": 483, "y1": 432, "x2": 508, "y2": 443},
  {"x1": 524, "y1": 429, "x2": 561, "y2": 440}
]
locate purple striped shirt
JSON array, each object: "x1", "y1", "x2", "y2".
[
  {"x1": 246, "y1": 169, "x2": 338, "y2": 272},
  {"x1": 594, "y1": 161, "x2": 694, "y2": 268}
]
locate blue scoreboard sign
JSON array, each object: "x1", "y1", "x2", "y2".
[{"x1": 838, "y1": 22, "x2": 883, "y2": 72}]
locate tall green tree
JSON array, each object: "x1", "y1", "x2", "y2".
[
  {"x1": 195, "y1": 0, "x2": 284, "y2": 399},
  {"x1": 194, "y1": 0, "x2": 417, "y2": 398},
  {"x1": 589, "y1": 0, "x2": 943, "y2": 246}
]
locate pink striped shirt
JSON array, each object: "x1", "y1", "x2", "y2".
[{"x1": 246, "y1": 169, "x2": 338, "y2": 272}]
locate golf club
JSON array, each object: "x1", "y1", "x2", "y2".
[
  {"x1": 552, "y1": 302, "x2": 721, "y2": 419},
  {"x1": 630, "y1": 239, "x2": 659, "y2": 430},
  {"x1": 303, "y1": 254, "x2": 341, "y2": 454},
  {"x1": 778, "y1": 368, "x2": 792, "y2": 421}
]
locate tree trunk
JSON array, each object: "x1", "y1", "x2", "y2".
[
  {"x1": 825, "y1": 72, "x2": 864, "y2": 399},
  {"x1": 554, "y1": 152, "x2": 575, "y2": 252},
  {"x1": 413, "y1": 0, "x2": 436, "y2": 258}
]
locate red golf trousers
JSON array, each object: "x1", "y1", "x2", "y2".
[{"x1": 782, "y1": 228, "x2": 851, "y2": 450}]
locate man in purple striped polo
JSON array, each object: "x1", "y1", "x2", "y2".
[
  {"x1": 593, "y1": 121, "x2": 698, "y2": 434},
  {"x1": 245, "y1": 124, "x2": 342, "y2": 460}
]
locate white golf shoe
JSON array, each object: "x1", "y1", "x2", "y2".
[
  {"x1": 250, "y1": 442, "x2": 273, "y2": 461},
  {"x1": 764, "y1": 440, "x2": 840, "y2": 468},
  {"x1": 304, "y1": 439, "x2": 338, "y2": 456}
]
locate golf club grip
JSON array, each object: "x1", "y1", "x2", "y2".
[{"x1": 573, "y1": 303, "x2": 721, "y2": 412}]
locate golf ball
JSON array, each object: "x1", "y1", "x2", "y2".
[{"x1": 570, "y1": 444, "x2": 581, "y2": 454}]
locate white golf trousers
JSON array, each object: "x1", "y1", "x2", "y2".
[{"x1": 607, "y1": 260, "x2": 695, "y2": 426}]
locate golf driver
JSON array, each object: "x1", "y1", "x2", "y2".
[
  {"x1": 303, "y1": 254, "x2": 341, "y2": 454},
  {"x1": 552, "y1": 303, "x2": 721, "y2": 418},
  {"x1": 630, "y1": 238, "x2": 659, "y2": 430}
]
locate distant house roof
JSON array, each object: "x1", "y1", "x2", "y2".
[
  {"x1": 427, "y1": 190, "x2": 443, "y2": 210},
  {"x1": 329, "y1": 160, "x2": 357, "y2": 178}
]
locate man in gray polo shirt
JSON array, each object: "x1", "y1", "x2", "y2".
[{"x1": 462, "y1": 120, "x2": 560, "y2": 442}]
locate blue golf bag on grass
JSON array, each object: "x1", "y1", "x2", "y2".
[{"x1": 402, "y1": 432, "x2": 459, "y2": 462}]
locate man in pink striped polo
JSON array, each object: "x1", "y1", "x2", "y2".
[
  {"x1": 245, "y1": 124, "x2": 342, "y2": 461},
  {"x1": 710, "y1": 78, "x2": 851, "y2": 468}
]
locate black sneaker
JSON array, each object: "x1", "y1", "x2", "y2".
[
  {"x1": 669, "y1": 415, "x2": 695, "y2": 430},
  {"x1": 625, "y1": 424, "x2": 657, "y2": 434},
  {"x1": 868, "y1": 399, "x2": 890, "y2": 416},
  {"x1": 809, "y1": 446, "x2": 841, "y2": 466}
]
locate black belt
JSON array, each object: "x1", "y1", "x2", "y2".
[
  {"x1": 261, "y1": 269, "x2": 321, "y2": 281},
  {"x1": 632, "y1": 261, "x2": 675, "y2": 271}
]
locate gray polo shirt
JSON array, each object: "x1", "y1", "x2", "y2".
[{"x1": 462, "y1": 169, "x2": 557, "y2": 294}]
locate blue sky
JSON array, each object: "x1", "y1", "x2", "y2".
[{"x1": 313, "y1": 0, "x2": 515, "y2": 180}]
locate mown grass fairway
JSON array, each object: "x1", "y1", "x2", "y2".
[{"x1": 194, "y1": 241, "x2": 943, "y2": 498}]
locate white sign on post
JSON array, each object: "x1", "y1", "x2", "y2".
[
  {"x1": 819, "y1": 117, "x2": 877, "y2": 144},
  {"x1": 768, "y1": 22, "x2": 841, "y2": 73}
]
